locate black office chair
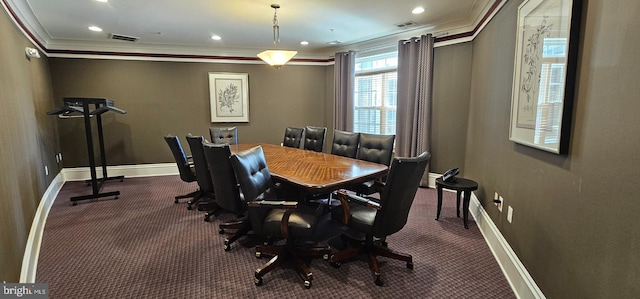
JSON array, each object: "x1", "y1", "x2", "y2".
[
  {"x1": 303, "y1": 126, "x2": 327, "y2": 152},
  {"x1": 163, "y1": 135, "x2": 200, "y2": 205},
  {"x1": 348, "y1": 133, "x2": 396, "y2": 196},
  {"x1": 209, "y1": 127, "x2": 238, "y2": 145},
  {"x1": 330, "y1": 151, "x2": 431, "y2": 286},
  {"x1": 330, "y1": 130, "x2": 360, "y2": 158},
  {"x1": 185, "y1": 135, "x2": 216, "y2": 211},
  {"x1": 282, "y1": 126, "x2": 305, "y2": 148},
  {"x1": 230, "y1": 145, "x2": 331, "y2": 288},
  {"x1": 202, "y1": 141, "x2": 251, "y2": 251}
]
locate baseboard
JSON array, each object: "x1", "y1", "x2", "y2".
[
  {"x1": 24, "y1": 165, "x2": 542, "y2": 299},
  {"x1": 20, "y1": 172, "x2": 65, "y2": 283},
  {"x1": 20, "y1": 163, "x2": 177, "y2": 282},
  {"x1": 469, "y1": 193, "x2": 545, "y2": 299},
  {"x1": 61, "y1": 163, "x2": 177, "y2": 181},
  {"x1": 427, "y1": 172, "x2": 440, "y2": 188}
]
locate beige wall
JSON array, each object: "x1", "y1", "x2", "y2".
[
  {"x1": 431, "y1": 42, "x2": 473, "y2": 173},
  {"x1": 467, "y1": 0, "x2": 640, "y2": 297},
  {"x1": 48, "y1": 59, "x2": 329, "y2": 166},
  {"x1": 8, "y1": 0, "x2": 640, "y2": 296},
  {"x1": 0, "y1": 8, "x2": 58, "y2": 282},
  {"x1": 48, "y1": 52, "x2": 470, "y2": 169}
]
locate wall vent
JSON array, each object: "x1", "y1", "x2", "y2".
[
  {"x1": 108, "y1": 33, "x2": 139, "y2": 42},
  {"x1": 395, "y1": 21, "x2": 417, "y2": 28}
]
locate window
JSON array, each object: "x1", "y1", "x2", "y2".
[{"x1": 353, "y1": 52, "x2": 398, "y2": 135}]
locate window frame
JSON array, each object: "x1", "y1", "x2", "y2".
[{"x1": 353, "y1": 52, "x2": 398, "y2": 135}]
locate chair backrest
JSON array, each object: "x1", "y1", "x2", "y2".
[
  {"x1": 373, "y1": 151, "x2": 431, "y2": 237},
  {"x1": 282, "y1": 126, "x2": 305, "y2": 148},
  {"x1": 202, "y1": 141, "x2": 244, "y2": 214},
  {"x1": 185, "y1": 135, "x2": 214, "y2": 192},
  {"x1": 230, "y1": 145, "x2": 275, "y2": 236},
  {"x1": 209, "y1": 127, "x2": 238, "y2": 145},
  {"x1": 164, "y1": 135, "x2": 196, "y2": 183},
  {"x1": 357, "y1": 133, "x2": 396, "y2": 166},
  {"x1": 303, "y1": 126, "x2": 327, "y2": 152},
  {"x1": 330, "y1": 130, "x2": 360, "y2": 158},
  {"x1": 229, "y1": 145, "x2": 274, "y2": 204}
]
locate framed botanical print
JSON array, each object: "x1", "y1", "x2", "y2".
[
  {"x1": 509, "y1": 0, "x2": 582, "y2": 154},
  {"x1": 209, "y1": 72, "x2": 249, "y2": 123}
]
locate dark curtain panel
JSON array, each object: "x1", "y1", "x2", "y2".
[
  {"x1": 396, "y1": 34, "x2": 434, "y2": 186},
  {"x1": 333, "y1": 51, "x2": 356, "y2": 131}
]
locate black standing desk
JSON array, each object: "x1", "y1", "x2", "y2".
[{"x1": 48, "y1": 98, "x2": 126, "y2": 205}]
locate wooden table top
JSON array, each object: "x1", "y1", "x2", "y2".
[{"x1": 229, "y1": 143, "x2": 388, "y2": 194}]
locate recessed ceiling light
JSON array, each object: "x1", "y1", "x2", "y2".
[
  {"x1": 300, "y1": 41, "x2": 309, "y2": 45},
  {"x1": 95, "y1": 0, "x2": 108, "y2": 2},
  {"x1": 412, "y1": 7, "x2": 425, "y2": 14},
  {"x1": 211, "y1": 35, "x2": 221, "y2": 40},
  {"x1": 88, "y1": 26, "x2": 103, "y2": 32}
]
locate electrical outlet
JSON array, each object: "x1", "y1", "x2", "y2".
[
  {"x1": 498, "y1": 196, "x2": 504, "y2": 212},
  {"x1": 507, "y1": 206, "x2": 513, "y2": 223}
]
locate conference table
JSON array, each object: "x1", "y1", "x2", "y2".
[{"x1": 229, "y1": 143, "x2": 388, "y2": 195}]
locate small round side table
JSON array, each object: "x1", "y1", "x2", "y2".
[{"x1": 435, "y1": 177, "x2": 478, "y2": 229}]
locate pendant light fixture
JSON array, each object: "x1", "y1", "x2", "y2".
[{"x1": 257, "y1": 4, "x2": 297, "y2": 68}]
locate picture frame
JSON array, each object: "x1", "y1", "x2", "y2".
[
  {"x1": 509, "y1": 0, "x2": 582, "y2": 154},
  {"x1": 209, "y1": 72, "x2": 249, "y2": 123}
]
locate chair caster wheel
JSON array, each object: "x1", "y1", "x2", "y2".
[
  {"x1": 204, "y1": 215, "x2": 210, "y2": 222},
  {"x1": 256, "y1": 252, "x2": 262, "y2": 258},
  {"x1": 174, "y1": 199, "x2": 179, "y2": 204},
  {"x1": 304, "y1": 280, "x2": 311, "y2": 289},
  {"x1": 72, "y1": 202, "x2": 78, "y2": 206},
  {"x1": 407, "y1": 261, "x2": 414, "y2": 269},
  {"x1": 329, "y1": 261, "x2": 341, "y2": 268},
  {"x1": 254, "y1": 276, "x2": 263, "y2": 286},
  {"x1": 197, "y1": 206, "x2": 203, "y2": 211},
  {"x1": 224, "y1": 243, "x2": 231, "y2": 251},
  {"x1": 115, "y1": 196, "x2": 119, "y2": 199},
  {"x1": 187, "y1": 205, "x2": 193, "y2": 210},
  {"x1": 219, "y1": 228, "x2": 225, "y2": 234},
  {"x1": 374, "y1": 274, "x2": 383, "y2": 286}
]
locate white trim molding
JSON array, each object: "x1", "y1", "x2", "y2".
[
  {"x1": 469, "y1": 192, "x2": 546, "y2": 299},
  {"x1": 61, "y1": 163, "x2": 177, "y2": 181},
  {"x1": 23, "y1": 164, "x2": 543, "y2": 299},
  {"x1": 20, "y1": 172, "x2": 65, "y2": 283},
  {"x1": 20, "y1": 163, "x2": 178, "y2": 282}
]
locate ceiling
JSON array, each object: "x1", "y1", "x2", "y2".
[{"x1": 4, "y1": 0, "x2": 501, "y2": 61}]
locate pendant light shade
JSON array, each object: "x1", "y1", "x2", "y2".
[
  {"x1": 257, "y1": 50, "x2": 297, "y2": 68},
  {"x1": 258, "y1": 4, "x2": 296, "y2": 68}
]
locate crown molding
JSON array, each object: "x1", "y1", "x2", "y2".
[{"x1": 3, "y1": 0, "x2": 506, "y2": 64}]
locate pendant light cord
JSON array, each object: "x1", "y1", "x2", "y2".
[{"x1": 272, "y1": 6, "x2": 280, "y2": 48}]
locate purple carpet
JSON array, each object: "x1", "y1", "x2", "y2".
[{"x1": 36, "y1": 175, "x2": 515, "y2": 298}]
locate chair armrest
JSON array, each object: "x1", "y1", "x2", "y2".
[
  {"x1": 247, "y1": 200, "x2": 298, "y2": 209},
  {"x1": 246, "y1": 200, "x2": 298, "y2": 238},
  {"x1": 343, "y1": 192, "x2": 381, "y2": 210},
  {"x1": 335, "y1": 190, "x2": 382, "y2": 224},
  {"x1": 335, "y1": 190, "x2": 352, "y2": 224}
]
